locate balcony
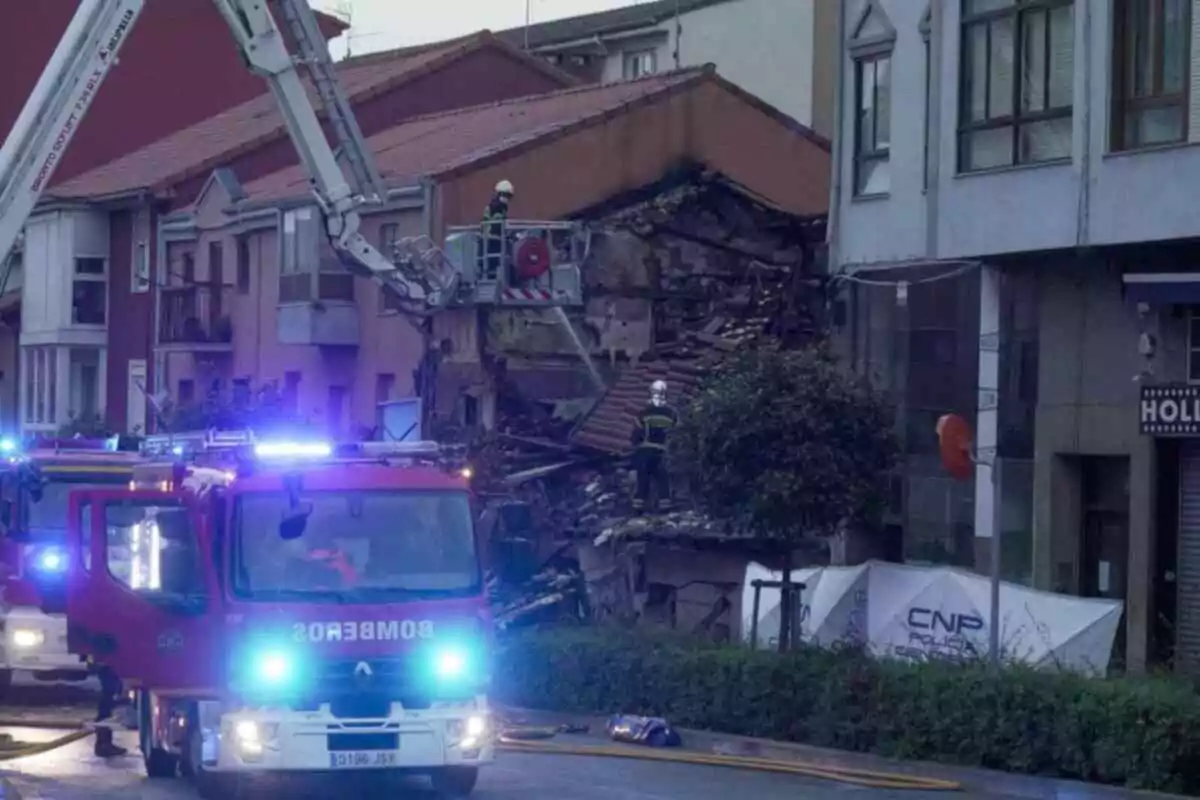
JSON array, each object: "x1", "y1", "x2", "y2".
[
  {"x1": 276, "y1": 271, "x2": 358, "y2": 347},
  {"x1": 157, "y1": 284, "x2": 233, "y2": 353}
]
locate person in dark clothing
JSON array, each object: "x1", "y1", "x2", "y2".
[
  {"x1": 93, "y1": 662, "x2": 129, "y2": 757},
  {"x1": 630, "y1": 379, "x2": 678, "y2": 513},
  {"x1": 480, "y1": 179, "x2": 513, "y2": 281}
]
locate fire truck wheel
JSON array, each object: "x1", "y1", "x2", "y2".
[
  {"x1": 430, "y1": 766, "x2": 479, "y2": 797},
  {"x1": 143, "y1": 747, "x2": 178, "y2": 779},
  {"x1": 187, "y1": 718, "x2": 228, "y2": 800}
]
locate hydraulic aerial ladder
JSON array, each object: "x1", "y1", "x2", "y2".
[{"x1": 0, "y1": 0, "x2": 458, "y2": 316}]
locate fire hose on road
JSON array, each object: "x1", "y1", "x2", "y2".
[{"x1": 0, "y1": 717, "x2": 961, "y2": 792}]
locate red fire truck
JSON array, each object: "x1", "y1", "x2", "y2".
[
  {"x1": 65, "y1": 429, "x2": 492, "y2": 797},
  {"x1": 0, "y1": 435, "x2": 142, "y2": 691}
]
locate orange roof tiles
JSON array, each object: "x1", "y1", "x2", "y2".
[
  {"x1": 240, "y1": 69, "x2": 707, "y2": 205},
  {"x1": 49, "y1": 32, "x2": 566, "y2": 200}
]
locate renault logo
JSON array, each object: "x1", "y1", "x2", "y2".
[{"x1": 354, "y1": 662, "x2": 373, "y2": 678}]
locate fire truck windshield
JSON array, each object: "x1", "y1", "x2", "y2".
[
  {"x1": 26, "y1": 478, "x2": 128, "y2": 539},
  {"x1": 231, "y1": 490, "x2": 479, "y2": 601}
]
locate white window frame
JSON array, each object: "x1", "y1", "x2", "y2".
[
  {"x1": 623, "y1": 49, "x2": 657, "y2": 79},
  {"x1": 132, "y1": 241, "x2": 150, "y2": 293},
  {"x1": 72, "y1": 255, "x2": 108, "y2": 326},
  {"x1": 20, "y1": 345, "x2": 59, "y2": 432},
  {"x1": 848, "y1": 0, "x2": 896, "y2": 198},
  {"x1": 280, "y1": 207, "x2": 319, "y2": 276}
]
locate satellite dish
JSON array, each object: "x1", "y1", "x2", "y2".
[{"x1": 936, "y1": 413, "x2": 974, "y2": 481}]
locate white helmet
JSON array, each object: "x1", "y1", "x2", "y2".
[
  {"x1": 495, "y1": 179, "x2": 514, "y2": 197},
  {"x1": 650, "y1": 379, "x2": 667, "y2": 406}
]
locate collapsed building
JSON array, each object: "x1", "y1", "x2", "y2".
[{"x1": 476, "y1": 167, "x2": 828, "y2": 638}]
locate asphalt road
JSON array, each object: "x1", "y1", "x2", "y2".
[
  {"x1": 0, "y1": 679, "x2": 1016, "y2": 800},
  {"x1": 0, "y1": 731, "x2": 1014, "y2": 800}
]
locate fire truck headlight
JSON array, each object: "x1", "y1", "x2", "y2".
[
  {"x1": 0, "y1": 438, "x2": 16, "y2": 454},
  {"x1": 12, "y1": 629, "x2": 44, "y2": 648},
  {"x1": 254, "y1": 651, "x2": 292, "y2": 685},
  {"x1": 37, "y1": 548, "x2": 65, "y2": 573},
  {"x1": 433, "y1": 645, "x2": 477, "y2": 681}
]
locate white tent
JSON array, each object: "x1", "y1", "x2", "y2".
[{"x1": 742, "y1": 560, "x2": 1124, "y2": 676}]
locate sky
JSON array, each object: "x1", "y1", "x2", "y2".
[{"x1": 311, "y1": 0, "x2": 657, "y2": 59}]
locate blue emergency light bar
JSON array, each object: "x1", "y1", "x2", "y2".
[
  {"x1": 140, "y1": 429, "x2": 462, "y2": 469},
  {"x1": 12, "y1": 435, "x2": 124, "y2": 454}
]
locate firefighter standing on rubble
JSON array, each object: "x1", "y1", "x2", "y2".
[
  {"x1": 630, "y1": 379, "x2": 677, "y2": 513},
  {"x1": 481, "y1": 179, "x2": 514, "y2": 281}
]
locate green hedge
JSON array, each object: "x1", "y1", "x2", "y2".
[{"x1": 493, "y1": 628, "x2": 1200, "y2": 795}]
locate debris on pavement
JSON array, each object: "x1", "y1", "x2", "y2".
[{"x1": 607, "y1": 715, "x2": 682, "y2": 748}]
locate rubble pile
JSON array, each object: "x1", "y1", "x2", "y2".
[
  {"x1": 474, "y1": 171, "x2": 827, "y2": 626},
  {"x1": 571, "y1": 468, "x2": 734, "y2": 546}
]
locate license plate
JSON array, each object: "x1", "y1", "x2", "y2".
[{"x1": 329, "y1": 750, "x2": 397, "y2": 769}]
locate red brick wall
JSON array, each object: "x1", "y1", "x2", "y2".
[{"x1": 0, "y1": 0, "x2": 343, "y2": 185}]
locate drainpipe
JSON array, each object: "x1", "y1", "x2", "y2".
[
  {"x1": 1074, "y1": 0, "x2": 1092, "y2": 248},
  {"x1": 925, "y1": 0, "x2": 943, "y2": 259},
  {"x1": 826, "y1": 0, "x2": 845, "y2": 279}
]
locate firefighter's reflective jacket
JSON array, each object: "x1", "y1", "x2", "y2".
[
  {"x1": 631, "y1": 403, "x2": 678, "y2": 451},
  {"x1": 482, "y1": 196, "x2": 508, "y2": 244}
]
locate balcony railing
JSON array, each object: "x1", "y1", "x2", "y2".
[{"x1": 158, "y1": 284, "x2": 233, "y2": 350}]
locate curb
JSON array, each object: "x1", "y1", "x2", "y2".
[{"x1": 499, "y1": 707, "x2": 1192, "y2": 800}]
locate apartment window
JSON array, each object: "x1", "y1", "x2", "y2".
[
  {"x1": 1188, "y1": 308, "x2": 1200, "y2": 382},
  {"x1": 327, "y1": 385, "x2": 347, "y2": 435},
  {"x1": 72, "y1": 256, "x2": 107, "y2": 325},
  {"x1": 69, "y1": 348, "x2": 100, "y2": 421},
  {"x1": 854, "y1": 56, "x2": 893, "y2": 195},
  {"x1": 236, "y1": 236, "x2": 251, "y2": 294},
  {"x1": 208, "y1": 241, "x2": 224, "y2": 286},
  {"x1": 623, "y1": 50, "x2": 657, "y2": 79},
  {"x1": 132, "y1": 241, "x2": 150, "y2": 293},
  {"x1": 283, "y1": 371, "x2": 301, "y2": 416},
  {"x1": 378, "y1": 223, "x2": 399, "y2": 312},
  {"x1": 22, "y1": 346, "x2": 58, "y2": 427},
  {"x1": 849, "y1": 1, "x2": 896, "y2": 196},
  {"x1": 959, "y1": 0, "x2": 1075, "y2": 172},
  {"x1": 1112, "y1": 0, "x2": 1190, "y2": 149}
]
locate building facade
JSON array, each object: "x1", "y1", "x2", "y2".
[
  {"x1": 151, "y1": 69, "x2": 828, "y2": 444},
  {"x1": 504, "y1": 0, "x2": 839, "y2": 137},
  {"x1": 0, "y1": 0, "x2": 346, "y2": 432},
  {"x1": 18, "y1": 34, "x2": 575, "y2": 438},
  {"x1": 830, "y1": 0, "x2": 1200, "y2": 672}
]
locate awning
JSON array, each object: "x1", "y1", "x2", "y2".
[{"x1": 1122, "y1": 272, "x2": 1200, "y2": 304}]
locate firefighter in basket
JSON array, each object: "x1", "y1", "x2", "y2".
[
  {"x1": 630, "y1": 379, "x2": 677, "y2": 513},
  {"x1": 480, "y1": 179, "x2": 514, "y2": 281}
]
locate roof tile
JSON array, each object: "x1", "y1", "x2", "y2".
[
  {"x1": 240, "y1": 69, "x2": 706, "y2": 205},
  {"x1": 47, "y1": 33, "x2": 524, "y2": 200}
]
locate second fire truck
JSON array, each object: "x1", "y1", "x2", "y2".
[{"x1": 0, "y1": 435, "x2": 141, "y2": 691}]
